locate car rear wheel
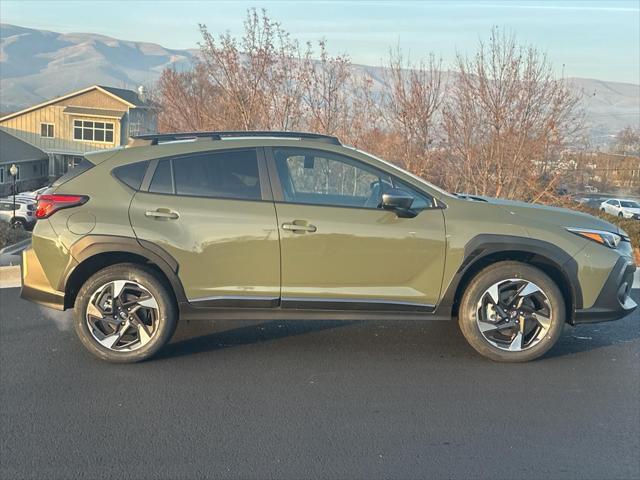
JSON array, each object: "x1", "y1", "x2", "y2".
[
  {"x1": 458, "y1": 261, "x2": 565, "y2": 362},
  {"x1": 74, "y1": 263, "x2": 177, "y2": 363}
]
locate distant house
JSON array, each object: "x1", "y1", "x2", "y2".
[
  {"x1": 0, "y1": 85, "x2": 156, "y2": 187},
  {"x1": 0, "y1": 130, "x2": 49, "y2": 197}
]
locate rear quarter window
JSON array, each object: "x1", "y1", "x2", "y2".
[{"x1": 113, "y1": 161, "x2": 150, "y2": 190}]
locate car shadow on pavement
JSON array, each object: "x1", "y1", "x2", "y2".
[
  {"x1": 145, "y1": 289, "x2": 640, "y2": 361},
  {"x1": 157, "y1": 319, "x2": 360, "y2": 360}
]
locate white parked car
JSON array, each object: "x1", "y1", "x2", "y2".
[
  {"x1": 14, "y1": 186, "x2": 50, "y2": 202},
  {"x1": 0, "y1": 199, "x2": 37, "y2": 229},
  {"x1": 599, "y1": 198, "x2": 640, "y2": 220}
]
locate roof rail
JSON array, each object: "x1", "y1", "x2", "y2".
[{"x1": 128, "y1": 131, "x2": 341, "y2": 147}]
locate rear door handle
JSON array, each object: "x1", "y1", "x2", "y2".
[
  {"x1": 282, "y1": 222, "x2": 317, "y2": 233},
  {"x1": 145, "y1": 209, "x2": 179, "y2": 220}
]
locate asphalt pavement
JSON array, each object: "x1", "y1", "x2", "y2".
[{"x1": 1, "y1": 286, "x2": 638, "y2": 480}]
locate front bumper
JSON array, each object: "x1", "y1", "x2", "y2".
[
  {"x1": 20, "y1": 248, "x2": 66, "y2": 310},
  {"x1": 573, "y1": 256, "x2": 637, "y2": 324}
]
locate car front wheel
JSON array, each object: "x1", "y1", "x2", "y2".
[
  {"x1": 458, "y1": 261, "x2": 565, "y2": 362},
  {"x1": 74, "y1": 263, "x2": 177, "y2": 363}
]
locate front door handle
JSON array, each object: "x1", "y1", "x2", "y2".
[
  {"x1": 282, "y1": 221, "x2": 317, "y2": 233},
  {"x1": 145, "y1": 209, "x2": 179, "y2": 220}
]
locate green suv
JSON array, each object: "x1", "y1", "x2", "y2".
[{"x1": 21, "y1": 131, "x2": 637, "y2": 363}]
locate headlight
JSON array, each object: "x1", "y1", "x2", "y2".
[{"x1": 566, "y1": 227, "x2": 623, "y2": 249}]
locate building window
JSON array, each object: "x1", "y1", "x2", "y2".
[
  {"x1": 0, "y1": 167, "x2": 4, "y2": 184},
  {"x1": 40, "y1": 123, "x2": 54, "y2": 138},
  {"x1": 68, "y1": 156, "x2": 84, "y2": 170},
  {"x1": 73, "y1": 120, "x2": 114, "y2": 143}
]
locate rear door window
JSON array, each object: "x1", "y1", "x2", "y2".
[
  {"x1": 149, "y1": 160, "x2": 173, "y2": 194},
  {"x1": 172, "y1": 149, "x2": 261, "y2": 200}
]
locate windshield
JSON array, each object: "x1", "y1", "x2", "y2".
[
  {"x1": 352, "y1": 148, "x2": 456, "y2": 199},
  {"x1": 620, "y1": 201, "x2": 640, "y2": 208}
]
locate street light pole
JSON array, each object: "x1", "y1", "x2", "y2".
[{"x1": 9, "y1": 164, "x2": 18, "y2": 226}]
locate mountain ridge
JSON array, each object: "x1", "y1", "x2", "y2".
[{"x1": 1, "y1": 23, "x2": 638, "y2": 144}]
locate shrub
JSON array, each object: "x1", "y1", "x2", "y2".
[{"x1": 0, "y1": 222, "x2": 31, "y2": 250}]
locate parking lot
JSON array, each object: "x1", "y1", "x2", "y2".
[{"x1": 1, "y1": 285, "x2": 639, "y2": 480}]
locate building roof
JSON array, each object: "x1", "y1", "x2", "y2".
[
  {"x1": 98, "y1": 86, "x2": 148, "y2": 107},
  {"x1": 0, "y1": 85, "x2": 148, "y2": 122},
  {"x1": 0, "y1": 129, "x2": 49, "y2": 163},
  {"x1": 63, "y1": 106, "x2": 126, "y2": 118}
]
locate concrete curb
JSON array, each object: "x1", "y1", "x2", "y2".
[
  {"x1": 0, "y1": 238, "x2": 31, "y2": 256},
  {"x1": 0, "y1": 266, "x2": 21, "y2": 288}
]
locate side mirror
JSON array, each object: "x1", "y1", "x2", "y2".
[{"x1": 382, "y1": 191, "x2": 416, "y2": 218}]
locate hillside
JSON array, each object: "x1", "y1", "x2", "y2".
[{"x1": 1, "y1": 24, "x2": 638, "y2": 144}]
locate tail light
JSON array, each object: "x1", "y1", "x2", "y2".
[{"x1": 36, "y1": 194, "x2": 89, "y2": 219}]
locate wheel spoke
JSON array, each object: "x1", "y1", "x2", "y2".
[
  {"x1": 86, "y1": 302, "x2": 104, "y2": 319},
  {"x1": 508, "y1": 331, "x2": 523, "y2": 351},
  {"x1": 485, "y1": 283, "x2": 500, "y2": 305},
  {"x1": 111, "y1": 280, "x2": 127, "y2": 300},
  {"x1": 517, "y1": 281, "x2": 540, "y2": 299},
  {"x1": 478, "y1": 319, "x2": 515, "y2": 334},
  {"x1": 121, "y1": 294, "x2": 152, "y2": 307},
  {"x1": 137, "y1": 296, "x2": 158, "y2": 309},
  {"x1": 97, "y1": 320, "x2": 129, "y2": 349},
  {"x1": 531, "y1": 311, "x2": 551, "y2": 330},
  {"x1": 135, "y1": 319, "x2": 153, "y2": 345}
]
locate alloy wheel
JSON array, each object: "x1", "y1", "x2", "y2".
[
  {"x1": 86, "y1": 280, "x2": 159, "y2": 352},
  {"x1": 476, "y1": 278, "x2": 552, "y2": 352}
]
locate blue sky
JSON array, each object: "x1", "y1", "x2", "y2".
[{"x1": 1, "y1": 0, "x2": 639, "y2": 83}]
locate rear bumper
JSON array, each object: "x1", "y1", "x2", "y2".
[
  {"x1": 573, "y1": 256, "x2": 637, "y2": 324},
  {"x1": 20, "y1": 248, "x2": 65, "y2": 310}
]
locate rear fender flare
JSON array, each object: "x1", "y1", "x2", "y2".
[{"x1": 64, "y1": 235, "x2": 187, "y2": 304}]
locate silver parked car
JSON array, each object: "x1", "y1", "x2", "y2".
[{"x1": 0, "y1": 199, "x2": 37, "y2": 229}]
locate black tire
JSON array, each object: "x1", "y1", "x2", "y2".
[
  {"x1": 10, "y1": 218, "x2": 25, "y2": 229},
  {"x1": 74, "y1": 263, "x2": 178, "y2": 363},
  {"x1": 458, "y1": 261, "x2": 565, "y2": 362},
  {"x1": 618, "y1": 212, "x2": 624, "y2": 218}
]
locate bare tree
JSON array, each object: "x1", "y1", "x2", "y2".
[
  {"x1": 302, "y1": 40, "x2": 352, "y2": 136},
  {"x1": 157, "y1": 64, "x2": 224, "y2": 131},
  {"x1": 383, "y1": 48, "x2": 444, "y2": 176},
  {"x1": 612, "y1": 126, "x2": 640, "y2": 156},
  {"x1": 442, "y1": 28, "x2": 582, "y2": 199}
]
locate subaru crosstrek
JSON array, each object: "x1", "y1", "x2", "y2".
[{"x1": 21, "y1": 131, "x2": 637, "y2": 363}]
